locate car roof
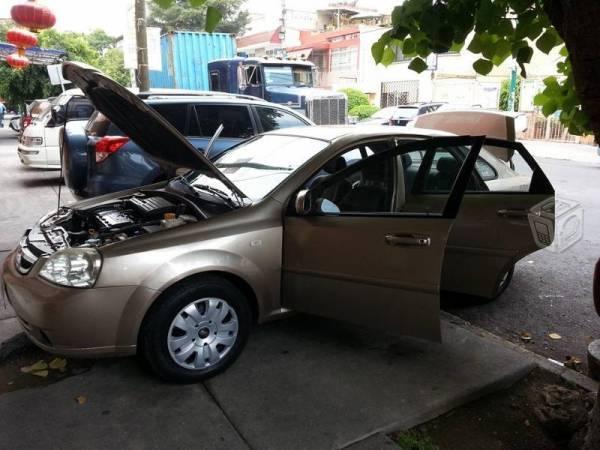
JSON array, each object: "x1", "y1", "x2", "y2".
[
  {"x1": 143, "y1": 95, "x2": 296, "y2": 107},
  {"x1": 264, "y1": 125, "x2": 456, "y2": 142}
]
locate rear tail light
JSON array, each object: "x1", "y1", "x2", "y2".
[
  {"x1": 594, "y1": 258, "x2": 600, "y2": 316},
  {"x1": 23, "y1": 115, "x2": 32, "y2": 128},
  {"x1": 95, "y1": 136, "x2": 129, "y2": 163}
]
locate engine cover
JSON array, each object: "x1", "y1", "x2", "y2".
[
  {"x1": 129, "y1": 196, "x2": 175, "y2": 217},
  {"x1": 96, "y1": 210, "x2": 133, "y2": 228}
]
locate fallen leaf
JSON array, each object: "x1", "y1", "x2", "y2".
[
  {"x1": 520, "y1": 332, "x2": 532, "y2": 342},
  {"x1": 20, "y1": 360, "x2": 48, "y2": 374},
  {"x1": 75, "y1": 396, "x2": 87, "y2": 405},
  {"x1": 31, "y1": 370, "x2": 48, "y2": 378},
  {"x1": 49, "y1": 358, "x2": 67, "y2": 370},
  {"x1": 565, "y1": 356, "x2": 582, "y2": 369},
  {"x1": 549, "y1": 333, "x2": 562, "y2": 340}
]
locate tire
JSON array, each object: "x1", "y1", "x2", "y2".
[
  {"x1": 139, "y1": 275, "x2": 252, "y2": 383},
  {"x1": 493, "y1": 265, "x2": 515, "y2": 299}
]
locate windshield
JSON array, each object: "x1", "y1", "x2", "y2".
[
  {"x1": 263, "y1": 65, "x2": 314, "y2": 87},
  {"x1": 392, "y1": 107, "x2": 419, "y2": 119},
  {"x1": 187, "y1": 135, "x2": 328, "y2": 202}
]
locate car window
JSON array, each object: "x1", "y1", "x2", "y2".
[
  {"x1": 151, "y1": 103, "x2": 188, "y2": 134},
  {"x1": 66, "y1": 98, "x2": 94, "y2": 121},
  {"x1": 255, "y1": 107, "x2": 307, "y2": 132},
  {"x1": 308, "y1": 141, "x2": 476, "y2": 216},
  {"x1": 189, "y1": 104, "x2": 254, "y2": 139}
]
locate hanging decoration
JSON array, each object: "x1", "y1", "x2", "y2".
[{"x1": 5, "y1": 1, "x2": 56, "y2": 69}]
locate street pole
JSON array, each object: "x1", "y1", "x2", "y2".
[
  {"x1": 135, "y1": 0, "x2": 149, "y2": 92},
  {"x1": 507, "y1": 63, "x2": 517, "y2": 112}
]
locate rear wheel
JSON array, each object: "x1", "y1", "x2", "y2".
[{"x1": 139, "y1": 276, "x2": 251, "y2": 383}]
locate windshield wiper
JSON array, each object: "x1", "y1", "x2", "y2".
[
  {"x1": 194, "y1": 184, "x2": 241, "y2": 208},
  {"x1": 216, "y1": 162, "x2": 293, "y2": 171}
]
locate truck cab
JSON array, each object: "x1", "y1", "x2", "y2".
[{"x1": 208, "y1": 57, "x2": 347, "y2": 125}]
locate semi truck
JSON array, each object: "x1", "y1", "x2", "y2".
[
  {"x1": 207, "y1": 57, "x2": 347, "y2": 125},
  {"x1": 149, "y1": 32, "x2": 347, "y2": 125}
]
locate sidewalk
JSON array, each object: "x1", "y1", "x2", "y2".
[
  {"x1": 520, "y1": 139, "x2": 600, "y2": 164},
  {"x1": 0, "y1": 315, "x2": 535, "y2": 449}
]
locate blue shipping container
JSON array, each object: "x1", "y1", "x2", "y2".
[{"x1": 149, "y1": 31, "x2": 236, "y2": 91}]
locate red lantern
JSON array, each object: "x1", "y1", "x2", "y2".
[
  {"x1": 6, "y1": 28, "x2": 38, "y2": 49},
  {"x1": 6, "y1": 52, "x2": 31, "y2": 69},
  {"x1": 10, "y1": 1, "x2": 56, "y2": 32}
]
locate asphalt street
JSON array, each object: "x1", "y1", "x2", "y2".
[{"x1": 0, "y1": 127, "x2": 598, "y2": 369}]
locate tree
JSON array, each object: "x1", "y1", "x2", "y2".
[
  {"x1": 149, "y1": 0, "x2": 249, "y2": 35},
  {"x1": 339, "y1": 88, "x2": 370, "y2": 111},
  {"x1": 87, "y1": 29, "x2": 121, "y2": 53},
  {"x1": 499, "y1": 77, "x2": 521, "y2": 111},
  {"x1": 372, "y1": 0, "x2": 599, "y2": 143}
]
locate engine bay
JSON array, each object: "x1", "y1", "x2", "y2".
[{"x1": 29, "y1": 191, "x2": 206, "y2": 254}]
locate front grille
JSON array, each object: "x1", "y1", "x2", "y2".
[{"x1": 306, "y1": 97, "x2": 347, "y2": 125}]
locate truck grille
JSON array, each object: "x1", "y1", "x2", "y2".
[{"x1": 306, "y1": 97, "x2": 347, "y2": 125}]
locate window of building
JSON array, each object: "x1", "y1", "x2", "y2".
[{"x1": 331, "y1": 47, "x2": 358, "y2": 72}]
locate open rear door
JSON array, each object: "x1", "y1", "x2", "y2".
[
  {"x1": 282, "y1": 136, "x2": 484, "y2": 341},
  {"x1": 442, "y1": 138, "x2": 555, "y2": 298}
]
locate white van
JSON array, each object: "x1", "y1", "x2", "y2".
[{"x1": 17, "y1": 89, "x2": 93, "y2": 169}]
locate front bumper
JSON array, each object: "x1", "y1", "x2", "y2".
[{"x1": 1, "y1": 250, "x2": 154, "y2": 357}]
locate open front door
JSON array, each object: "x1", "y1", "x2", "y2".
[
  {"x1": 282, "y1": 136, "x2": 484, "y2": 341},
  {"x1": 441, "y1": 138, "x2": 555, "y2": 299}
]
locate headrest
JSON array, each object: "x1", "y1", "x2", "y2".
[
  {"x1": 323, "y1": 156, "x2": 347, "y2": 174},
  {"x1": 436, "y1": 156, "x2": 460, "y2": 174}
]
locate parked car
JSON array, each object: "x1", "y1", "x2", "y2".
[
  {"x1": 358, "y1": 103, "x2": 444, "y2": 126},
  {"x1": 17, "y1": 89, "x2": 93, "y2": 169},
  {"x1": 61, "y1": 93, "x2": 313, "y2": 198},
  {"x1": 1, "y1": 62, "x2": 555, "y2": 382},
  {"x1": 21, "y1": 98, "x2": 54, "y2": 131}
]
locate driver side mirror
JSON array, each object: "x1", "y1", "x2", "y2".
[
  {"x1": 294, "y1": 189, "x2": 313, "y2": 215},
  {"x1": 50, "y1": 105, "x2": 66, "y2": 127}
]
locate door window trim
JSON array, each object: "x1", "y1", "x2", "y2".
[{"x1": 291, "y1": 135, "x2": 485, "y2": 219}]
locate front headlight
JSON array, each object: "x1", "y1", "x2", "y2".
[{"x1": 39, "y1": 248, "x2": 102, "y2": 288}]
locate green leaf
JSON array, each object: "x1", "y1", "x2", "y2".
[
  {"x1": 473, "y1": 58, "x2": 493, "y2": 75},
  {"x1": 536, "y1": 30, "x2": 558, "y2": 54},
  {"x1": 371, "y1": 41, "x2": 385, "y2": 64},
  {"x1": 525, "y1": 19, "x2": 543, "y2": 40},
  {"x1": 533, "y1": 93, "x2": 548, "y2": 106},
  {"x1": 381, "y1": 46, "x2": 396, "y2": 66},
  {"x1": 205, "y1": 6, "x2": 222, "y2": 32},
  {"x1": 449, "y1": 41, "x2": 465, "y2": 53},
  {"x1": 189, "y1": 0, "x2": 207, "y2": 7},
  {"x1": 516, "y1": 45, "x2": 534, "y2": 65},
  {"x1": 467, "y1": 34, "x2": 483, "y2": 53},
  {"x1": 402, "y1": 38, "x2": 416, "y2": 56},
  {"x1": 509, "y1": 0, "x2": 533, "y2": 14},
  {"x1": 408, "y1": 57, "x2": 428, "y2": 73},
  {"x1": 542, "y1": 98, "x2": 558, "y2": 116},
  {"x1": 490, "y1": 39, "x2": 512, "y2": 65},
  {"x1": 559, "y1": 45, "x2": 568, "y2": 57}
]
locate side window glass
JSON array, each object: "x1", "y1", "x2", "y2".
[
  {"x1": 190, "y1": 105, "x2": 254, "y2": 139},
  {"x1": 151, "y1": 103, "x2": 188, "y2": 134},
  {"x1": 245, "y1": 66, "x2": 261, "y2": 85},
  {"x1": 210, "y1": 71, "x2": 221, "y2": 91},
  {"x1": 475, "y1": 145, "x2": 535, "y2": 193},
  {"x1": 256, "y1": 107, "x2": 307, "y2": 132}
]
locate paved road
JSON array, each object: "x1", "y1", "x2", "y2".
[{"x1": 0, "y1": 128, "x2": 598, "y2": 369}]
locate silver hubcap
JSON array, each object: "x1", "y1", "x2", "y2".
[{"x1": 167, "y1": 298, "x2": 238, "y2": 370}]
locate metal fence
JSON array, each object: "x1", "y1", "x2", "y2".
[
  {"x1": 306, "y1": 97, "x2": 347, "y2": 125},
  {"x1": 518, "y1": 112, "x2": 596, "y2": 145},
  {"x1": 380, "y1": 81, "x2": 419, "y2": 108}
]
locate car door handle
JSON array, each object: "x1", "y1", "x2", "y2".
[
  {"x1": 385, "y1": 234, "x2": 431, "y2": 247},
  {"x1": 497, "y1": 208, "x2": 529, "y2": 218}
]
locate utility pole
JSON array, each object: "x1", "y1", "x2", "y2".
[{"x1": 135, "y1": 0, "x2": 149, "y2": 92}]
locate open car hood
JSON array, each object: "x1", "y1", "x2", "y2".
[{"x1": 62, "y1": 61, "x2": 246, "y2": 199}]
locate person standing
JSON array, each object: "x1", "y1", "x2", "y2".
[{"x1": 0, "y1": 100, "x2": 6, "y2": 128}]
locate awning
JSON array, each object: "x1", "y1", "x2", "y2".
[{"x1": 286, "y1": 48, "x2": 313, "y2": 59}]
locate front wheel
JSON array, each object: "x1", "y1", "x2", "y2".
[{"x1": 139, "y1": 276, "x2": 252, "y2": 383}]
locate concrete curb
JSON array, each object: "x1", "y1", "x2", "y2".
[{"x1": 442, "y1": 311, "x2": 599, "y2": 393}]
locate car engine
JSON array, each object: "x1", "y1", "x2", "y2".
[{"x1": 27, "y1": 191, "x2": 203, "y2": 255}]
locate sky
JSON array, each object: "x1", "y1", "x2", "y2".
[{"x1": 0, "y1": 0, "x2": 401, "y2": 37}]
